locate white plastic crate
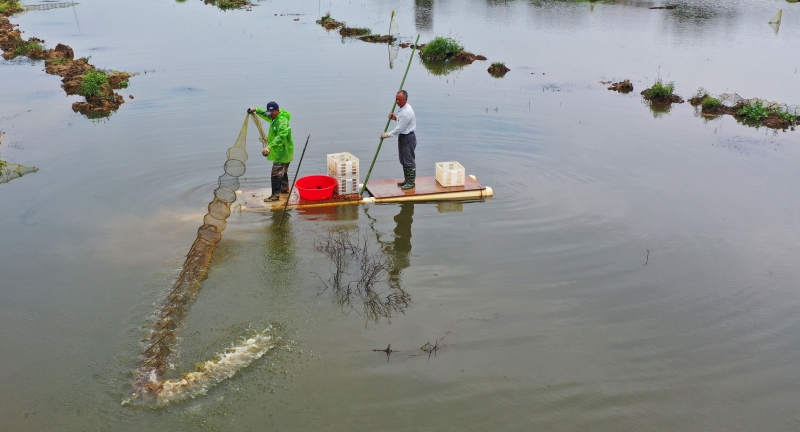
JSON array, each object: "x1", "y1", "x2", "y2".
[
  {"x1": 336, "y1": 178, "x2": 359, "y2": 195},
  {"x1": 327, "y1": 152, "x2": 360, "y2": 195},
  {"x1": 437, "y1": 201, "x2": 463, "y2": 213},
  {"x1": 435, "y1": 161, "x2": 466, "y2": 187}
]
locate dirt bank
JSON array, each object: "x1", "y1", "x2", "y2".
[
  {"x1": 488, "y1": 63, "x2": 510, "y2": 76},
  {"x1": 452, "y1": 50, "x2": 486, "y2": 63},
  {"x1": 203, "y1": 0, "x2": 250, "y2": 11},
  {"x1": 358, "y1": 34, "x2": 396, "y2": 43},
  {"x1": 1, "y1": 11, "x2": 132, "y2": 116},
  {"x1": 399, "y1": 43, "x2": 427, "y2": 50},
  {"x1": 316, "y1": 13, "x2": 343, "y2": 30},
  {"x1": 690, "y1": 94, "x2": 797, "y2": 130},
  {"x1": 339, "y1": 26, "x2": 370, "y2": 37},
  {"x1": 608, "y1": 80, "x2": 633, "y2": 93},
  {"x1": 641, "y1": 88, "x2": 684, "y2": 104}
]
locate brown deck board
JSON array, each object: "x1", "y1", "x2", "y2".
[
  {"x1": 366, "y1": 176, "x2": 484, "y2": 199},
  {"x1": 240, "y1": 188, "x2": 362, "y2": 211}
]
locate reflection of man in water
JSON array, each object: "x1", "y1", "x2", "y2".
[
  {"x1": 387, "y1": 203, "x2": 414, "y2": 288},
  {"x1": 415, "y1": 0, "x2": 433, "y2": 33},
  {"x1": 380, "y1": 90, "x2": 417, "y2": 190},
  {"x1": 266, "y1": 207, "x2": 295, "y2": 265}
]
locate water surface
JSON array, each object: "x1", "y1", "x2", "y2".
[{"x1": 1, "y1": 0, "x2": 800, "y2": 430}]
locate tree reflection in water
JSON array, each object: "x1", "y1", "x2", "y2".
[{"x1": 314, "y1": 205, "x2": 414, "y2": 323}]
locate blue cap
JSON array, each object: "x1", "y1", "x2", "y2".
[{"x1": 266, "y1": 101, "x2": 279, "y2": 114}]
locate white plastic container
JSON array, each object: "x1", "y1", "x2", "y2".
[
  {"x1": 327, "y1": 152, "x2": 360, "y2": 195},
  {"x1": 435, "y1": 161, "x2": 466, "y2": 187}
]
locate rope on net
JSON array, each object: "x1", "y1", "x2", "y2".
[{"x1": 129, "y1": 115, "x2": 274, "y2": 405}]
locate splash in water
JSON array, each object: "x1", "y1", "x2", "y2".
[{"x1": 128, "y1": 115, "x2": 273, "y2": 405}]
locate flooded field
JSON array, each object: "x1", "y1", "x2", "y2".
[{"x1": 1, "y1": 0, "x2": 800, "y2": 429}]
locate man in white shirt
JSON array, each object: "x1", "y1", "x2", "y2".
[{"x1": 380, "y1": 90, "x2": 417, "y2": 190}]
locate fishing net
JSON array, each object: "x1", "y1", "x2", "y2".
[
  {"x1": 131, "y1": 114, "x2": 276, "y2": 405},
  {"x1": 717, "y1": 93, "x2": 800, "y2": 115},
  {"x1": 388, "y1": 11, "x2": 400, "y2": 69},
  {"x1": 0, "y1": 161, "x2": 38, "y2": 185},
  {"x1": 389, "y1": 11, "x2": 400, "y2": 36}
]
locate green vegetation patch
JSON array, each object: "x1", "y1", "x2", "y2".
[
  {"x1": 79, "y1": 69, "x2": 109, "y2": 97},
  {"x1": 738, "y1": 103, "x2": 797, "y2": 124},
  {"x1": 0, "y1": 0, "x2": 23, "y2": 15},
  {"x1": 215, "y1": 0, "x2": 248, "y2": 10},
  {"x1": 316, "y1": 13, "x2": 343, "y2": 29},
  {"x1": 358, "y1": 34, "x2": 396, "y2": 43},
  {"x1": 701, "y1": 97, "x2": 721, "y2": 110},
  {"x1": 643, "y1": 80, "x2": 674, "y2": 99},
  {"x1": 491, "y1": 62, "x2": 505, "y2": 68},
  {"x1": 641, "y1": 79, "x2": 683, "y2": 104},
  {"x1": 339, "y1": 27, "x2": 371, "y2": 37},
  {"x1": 777, "y1": 110, "x2": 798, "y2": 123},
  {"x1": 45, "y1": 57, "x2": 70, "y2": 65},
  {"x1": 420, "y1": 37, "x2": 464, "y2": 61},
  {"x1": 737, "y1": 103, "x2": 770, "y2": 122},
  {"x1": 13, "y1": 39, "x2": 44, "y2": 56}
]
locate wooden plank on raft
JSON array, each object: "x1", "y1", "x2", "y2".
[
  {"x1": 239, "y1": 188, "x2": 362, "y2": 211},
  {"x1": 365, "y1": 176, "x2": 485, "y2": 199}
]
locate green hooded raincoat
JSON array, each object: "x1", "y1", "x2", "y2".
[{"x1": 255, "y1": 108, "x2": 294, "y2": 163}]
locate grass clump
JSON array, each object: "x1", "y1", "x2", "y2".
[
  {"x1": 487, "y1": 61, "x2": 511, "y2": 77},
  {"x1": 79, "y1": 70, "x2": 109, "y2": 97},
  {"x1": 45, "y1": 57, "x2": 70, "y2": 65},
  {"x1": 737, "y1": 103, "x2": 798, "y2": 128},
  {"x1": 420, "y1": 37, "x2": 464, "y2": 61},
  {"x1": 0, "y1": 0, "x2": 23, "y2": 15},
  {"x1": 316, "y1": 13, "x2": 335, "y2": 25},
  {"x1": 339, "y1": 26, "x2": 371, "y2": 37},
  {"x1": 737, "y1": 103, "x2": 770, "y2": 122},
  {"x1": 777, "y1": 110, "x2": 798, "y2": 123},
  {"x1": 316, "y1": 13, "x2": 343, "y2": 29},
  {"x1": 641, "y1": 79, "x2": 683, "y2": 103},
  {"x1": 13, "y1": 39, "x2": 44, "y2": 56},
  {"x1": 643, "y1": 80, "x2": 675, "y2": 99},
  {"x1": 215, "y1": 0, "x2": 248, "y2": 10},
  {"x1": 701, "y1": 97, "x2": 721, "y2": 110}
]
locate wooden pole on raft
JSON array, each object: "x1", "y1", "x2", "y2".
[
  {"x1": 278, "y1": 134, "x2": 310, "y2": 228},
  {"x1": 360, "y1": 34, "x2": 421, "y2": 196}
]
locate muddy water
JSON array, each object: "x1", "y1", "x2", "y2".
[{"x1": 2, "y1": 0, "x2": 800, "y2": 429}]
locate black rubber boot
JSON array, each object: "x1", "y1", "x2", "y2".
[
  {"x1": 280, "y1": 171, "x2": 290, "y2": 194},
  {"x1": 265, "y1": 176, "x2": 281, "y2": 202},
  {"x1": 397, "y1": 167, "x2": 408, "y2": 187},
  {"x1": 400, "y1": 167, "x2": 416, "y2": 190}
]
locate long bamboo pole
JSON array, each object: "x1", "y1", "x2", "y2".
[
  {"x1": 278, "y1": 133, "x2": 310, "y2": 228},
  {"x1": 360, "y1": 34, "x2": 421, "y2": 196}
]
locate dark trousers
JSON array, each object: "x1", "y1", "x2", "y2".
[
  {"x1": 271, "y1": 162, "x2": 290, "y2": 194},
  {"x1": 398, "y1": 132, "x2": 416, "y2": 169}
]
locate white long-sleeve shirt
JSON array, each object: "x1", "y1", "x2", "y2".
[{"x1": 386, "y1": 103, "x2": 416, "y2": 138}]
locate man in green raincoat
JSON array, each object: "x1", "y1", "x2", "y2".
[{"x1": 248, "y1": 101, "x2": 294, "y2": 202}]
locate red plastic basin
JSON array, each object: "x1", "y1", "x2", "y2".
[{"x1": 295, "y1": 175, "x2": 337, "y2": 201}]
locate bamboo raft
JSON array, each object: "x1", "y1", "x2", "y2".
[{"x1": 237, "y1": 175, "x2": 493, "y2": 211}]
